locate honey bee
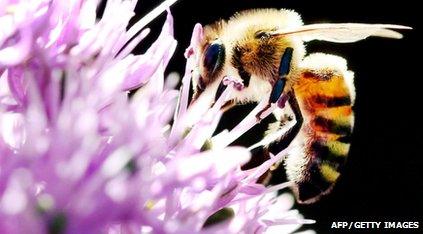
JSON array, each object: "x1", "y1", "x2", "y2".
[{"x1": 189, "y1": 9, "x2": 410, "y2": 204}]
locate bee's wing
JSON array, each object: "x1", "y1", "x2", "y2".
[{"x1": 273, "y1": 23, "x2": 411, "y2": 43}]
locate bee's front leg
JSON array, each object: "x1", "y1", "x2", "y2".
[
  {"x1": 256, "y1": 47, "x2": 294, "y2": 121},
  {"x1": 255, "y1": 103, "x2": 272, "y2": 122}
]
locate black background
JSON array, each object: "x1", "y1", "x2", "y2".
[{"x1": 131, "y1": 0, "x2": 422, "y2": 233}]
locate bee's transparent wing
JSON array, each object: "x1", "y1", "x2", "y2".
[{"x1": 272, "y1": 23, "x2": 411, "y2": 43}]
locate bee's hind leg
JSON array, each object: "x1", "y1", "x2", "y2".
[{"x1": 256, "y1": 47, "x2": 294, "y2": 121}]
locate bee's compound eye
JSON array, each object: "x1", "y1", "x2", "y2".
[{"x1": 203, "y1": 42, "x2": 225, "y2": 76}]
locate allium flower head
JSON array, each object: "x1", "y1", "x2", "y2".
[{"x1": 0, "y1": 0, "x2": 314, "y2": 233}]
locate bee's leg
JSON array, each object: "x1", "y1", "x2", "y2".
[
  {"x1": 246, "y1": 91, "x2": 302, "y2": 184},
  {"x1": 255, "y1": 103, "x2": 272, "y2": 121},
  {"x1": 220, "y1": 100, "x2": 236, "y2": 113},
  {"x1": 243, "y1": 146, "x2": 272, "y2": 183},
  {"x1": 256, "y1": 47, "x2": 294, "y2": 121},
  {"x1": 267, "y1": 91, "x2": 303, "y2": 155},
  {"x1": 247, "y1": 91, "x2": 302, "y2": 185}
]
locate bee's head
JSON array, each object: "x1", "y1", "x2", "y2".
[
  {"x1": 191, "y1": 9, "x2": 305, "y2": 105},
  {"x1": 189, "y1": 19, "x2": 226, "y2": 98}
]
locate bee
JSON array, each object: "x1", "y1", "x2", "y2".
[{"x1": 189, "y1": 9, "x2": 410, "y2": 204}]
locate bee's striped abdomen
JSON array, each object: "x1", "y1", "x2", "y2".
[{"x1": 288, "y1": 53, "x2": 355, "y2": 203}]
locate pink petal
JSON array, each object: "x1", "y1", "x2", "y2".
[{"x1": 0, "y1": 29, "x2": 32, "y2": 66}]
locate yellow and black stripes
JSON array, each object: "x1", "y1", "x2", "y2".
[
  {"x1": 311, "y1": 95, "x2": 352, "y2": 108},
  {"x1": 311, "y1": 116, "x2": 352, "y2": 136},
  {"x1": 288, "y1": 59, "x2": 354, "y2": 203}
]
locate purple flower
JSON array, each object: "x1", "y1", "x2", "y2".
[{"x1": 0, "y1": 0, "x2": 314, "y2": 233}]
